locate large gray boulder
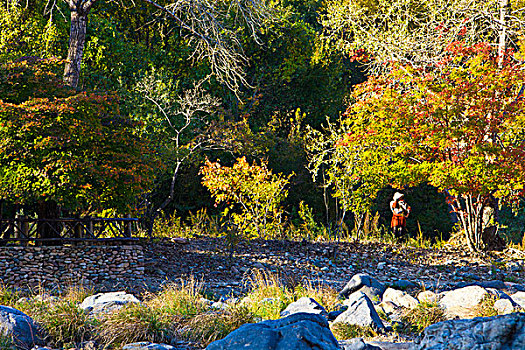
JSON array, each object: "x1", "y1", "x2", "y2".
[
  {"x1": 333, "y1": 292, "x2": 385, "y2": 330},
  {"x1": 80, "y1": 291, "x2": 140, "y2": 316},
  {"x1": 0, "y1": 306, "x2": 43, "y2": 349},
  {"x1": 280, "y1": 297, "x2": 328, "y2": 318},
  {"x1": 339, "y1": 274, "x2": 386, "y2": 303},
  {"x1": 206, "y1": 313, "x2": 339, "y2": 350},
  {"x1": 413, "y1": 313, "x2": 525, "y2": 349},
  {"x1": 438, "y1": 286, "x2": 489, "y2": 319}
]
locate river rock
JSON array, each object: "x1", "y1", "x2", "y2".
[
  {"x1": 339, "y1": 274, "x2": 386, "y2": 303},
  {"x1": 494, "y1": 298, "x2": 515, "y2": 315},
  {"x1": 0, "y1": 306, "x2": 43, "y2": 349},
  {"x1": 414, "y1": 313, "x2": 525, "y2": 349},
  {"x1": 382, "y1": 288, "x2": 418, "y2": 309},
  {"x1": 80, "y1": 291, "x2": 140, "y2": 316},
  {"x1": 333, "y1": 292, "x2": 385, "y2": 330},
  {"x1": 417, "y1": 291, "x2": 439, "y2": 304},
  {"x1": 438, "y1": 286, "x2": 489, "y2": 319},
  {"x1": 281, "y1": 297, "x2": 328, "y2": 318},
  {"x1": 511, "y1": 292, "x2": 525, "y2": 309},
  {"x1": 206, "y1": 312, "x2": 339, "y2": 350}
]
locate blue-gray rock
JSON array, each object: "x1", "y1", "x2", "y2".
[
  {"x1": 392, "y1": 280, "x2": 416, "y2": 290},
  {"x1": 122, "y1": 342, "x2": 175, "y2": 350},
  {"x1": 413, "y1": 313, "x2": 525, "y2": 349},
  {"x1": 339, "y1": 338, "x2": 381, "y2": 349},
  {"x1": 339, "y1": 274, "x2": 386, "y2": 302},
  {"x1": 333, "y1": 292, "x2": 385, "y2": 330},
  {"x1": 0, "y1": 306, "x2": 43, "y2": 350},
  {"x1": 206, "y1": 313, "x2": 339, "y2": 350},
  {"x1": 280, "y1": 297, "x2": 327, "y2": 318},
  {"x1": 454, "y1": 280, "x2": 507, "y2": 290}
]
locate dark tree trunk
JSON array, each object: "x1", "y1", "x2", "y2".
[{"x1": 64, "y1": 0, "x2": 96, "y2": 88}]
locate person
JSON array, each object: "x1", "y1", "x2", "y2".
[{"x1": 390, "y1": 192, "x2": 411, "y2": 238}]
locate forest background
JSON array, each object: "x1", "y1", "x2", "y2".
[{"x1": 1, "y1": 0, "x2": 525, "y2": 251}]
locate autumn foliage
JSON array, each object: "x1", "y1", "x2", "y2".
[
  {"x1": 200, "y1": 157, "x2": 292, "y2": 238},
  {"x1": 331, "y1": 42, "x2": 525, "y2": 251},
  {"x1": 0, "y1": 57, "x2": 160, "y2": 214}
]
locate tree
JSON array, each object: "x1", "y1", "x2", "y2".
[
  {"x1": 312, "y1": 43, "x2": 525, "y2": 252},
  {"x1": 0, "y1": 57, "x2": 159, "y2": 234},
  {"x1": 133, "y1": 70, "x2": 221, "y2": 234},
  {"x1": 56, "y1": 0, "x2": 271, "y2": 90},
  {"x1": 63, "y1": 0, "x2": 97, "y2": 88},
  {"x1": 200, "y1": 157, "x2": 292, "y2": 238},
  {"x1": 320, "y1": 0, "x2": 525, "y2": 73}
]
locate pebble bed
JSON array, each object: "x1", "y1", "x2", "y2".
[{"x1": 0, "y1": 245, "x2": 144, "y2": 289}]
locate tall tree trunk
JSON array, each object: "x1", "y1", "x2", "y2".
[
  {"x1": 63, "y1": 0, "x2": 97, "y2": 88},
  {"x1": 498, "y1": 0, "x2": 510, "y2": 68}
]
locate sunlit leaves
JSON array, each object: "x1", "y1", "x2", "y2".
[
  {"x1": 200, "y1": 157, "x2": 292, "y2": 238},
  {"x1": 0, "y1": 57, "x2": 161, "y2": 214}
]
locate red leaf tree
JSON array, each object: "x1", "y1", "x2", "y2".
[
  {"x1": 332, "y1": 43, "x2": 525, "y2": 251},
  {"x1": 0, "y1": 57, "x2": 160, "y2": 237}
]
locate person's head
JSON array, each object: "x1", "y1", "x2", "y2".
[{"x1": 393, "y1": 192, "x2": 404, "y2": 201}]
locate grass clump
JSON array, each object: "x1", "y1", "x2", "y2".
[
  {"x1": 97, "y1": 303, "x2": 180, "y2": 347},
  {"x1": 33, "y1": 300, "x2": 95, "y2": 348},
  {"x1": 147, "y1": 279, "x2": 208, "y2": 318},
  {"x1": 293, "y1": 282, "x2": 339, "y2": 313},
  {"x1": 401, "y1": 301, "x2": 445, "y2": 333},
  {"x1": 473, "y1": 295, "x2": 499, "y2": 318},
  {"x1": 184, "y1": 304, "x2": 256, "y2": 347},
  {"x1": 242, "y1": 269, "x2": 294, "y2": 320},
  {"x1": 0, "y1": 335, "x2": 15, "y2": 350},
  {"x1": 330, "y1": 323, "x2": 377, "y2": 340},
  {"x1": 0, "y1": 284, "x2": 21, "y2": 307}
]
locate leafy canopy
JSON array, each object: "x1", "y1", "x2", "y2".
[{"x1": 0, "y1": 57, "x2": 161, "y2": 213}]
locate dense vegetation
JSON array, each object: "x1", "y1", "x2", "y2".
[{"x1": 1, "y1": 0, "x2": 525, "y2": 251}]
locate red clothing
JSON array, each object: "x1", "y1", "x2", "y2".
[{"x1": 390, "y1": 200, "x2": 410, "y2": 228}]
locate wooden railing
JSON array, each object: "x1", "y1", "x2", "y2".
[{"x1": 0, "y1": 217, "x2": 141, "y2": 244}]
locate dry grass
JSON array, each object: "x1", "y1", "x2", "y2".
[
  {"x1": 96, "y1": 303, "x2": 180, "y2": 347},
  {"x1": 183, "y1": 304, "x2": 256, "y2": 347},
  {"x1": 330, "y1": 323, "x2": 377, "y2": 340},
  {"x1": 473, "y1": 295, "x2": 499, "y2": 318}
]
